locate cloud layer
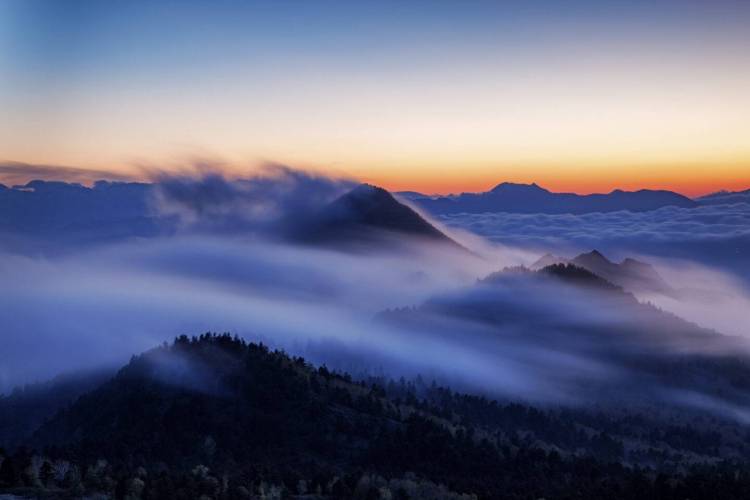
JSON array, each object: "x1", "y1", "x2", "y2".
[{"x1": 438, "y1": 202, "x2": 750, "y2": 284}]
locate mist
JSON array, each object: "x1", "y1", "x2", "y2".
[
  {"x1": 0, "y1": 234, "x2": 488, "y2": 392},
  {"x1": 2, "y1": 167, "x2": 749, "y2": 423},
  {"x1": 3, "y1": 233, "x2": 749, "y2": 421},
  {"x1": 639, "y1": 258, "x2": 750, "y2": 338}
]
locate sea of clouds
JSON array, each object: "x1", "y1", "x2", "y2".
[{"x1": 437, "y1": 200, "x2": 750, "y2": 286}]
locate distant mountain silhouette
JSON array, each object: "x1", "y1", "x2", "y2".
[
  {"x1": 293, "y1": 183, "x2": 462, "y2": 250},
  {"x1": 480, "y1": 262, "x2": 624, "y2": 294},
  {"x1": 530, "y1": 250, "x2": 673, "y2": 295},
  {"x1": 696, "y1": 188, "x2": 750, "y2": 206},
  {"x1": 401, "y1": 182, "x2": 697, "y2": 215},
  {"x1": 0, "y1": 180, "x2": 165, "y2": 252}
]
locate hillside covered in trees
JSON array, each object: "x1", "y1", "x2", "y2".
[{"x1": 3, "y1": 334, "x2": 750, "y2": 499}]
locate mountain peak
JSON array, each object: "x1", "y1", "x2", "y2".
[
  {"x1": 334, "y1": 183, "x2": 405, "y2": 214},
  {"x1": 348, "y1": 182, "x2": 386, "y2": 197},
  {"x1": 576, "y1": 249, "x2": 610, "y2": 263},
  {"x1": 295, "y1": 183, "x2": 463, "y2": 249},
  {"x1": 489, "y1": 182, "x2": 548, "y2": 194},
  {"x1": 568, "y1": 251, "x2": 673, "y2": 295}
]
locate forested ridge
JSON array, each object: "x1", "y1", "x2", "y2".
[{"x1": 2, "y1": 334, "x2": 750, "y2": 499}]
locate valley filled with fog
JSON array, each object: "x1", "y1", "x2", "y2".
[{"x1": 2, "y1": 167, "x2": 749, "y2": 417}]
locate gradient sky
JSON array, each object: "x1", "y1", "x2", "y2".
[{"x1": 1, "y1": 0, "x2": 749, "y2": 196}]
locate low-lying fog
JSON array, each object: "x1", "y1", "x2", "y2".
[
  {"x1": 0, "y1": 235, "x2": 484, "y2": 389},
  {"x1": 1, "y1": 168, "x2": 749, "y2": 422}
]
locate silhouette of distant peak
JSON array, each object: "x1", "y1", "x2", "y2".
[
  {"x1": 489, "y1": 182, "x2": 548, "y2": 194},
  {"x1": 696, "y1": 187, "x2": 750, "y2": 205},
  {"x1": 410, "y1": 182, "x2": 696, "y2": 215},
  {"x1": 575, "y1": 249, "x2": 610, "y2": 264},
  {"x1": 567, "y1": 250, "x2": 673, "y2": 296},
  {"x1": 529, "y1": 250, "x2": 673, "y2": 296},
  {"x1": 22, "y1": 179, "x2": 86, "y2": 192}
]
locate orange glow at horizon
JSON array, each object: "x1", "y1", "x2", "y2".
[
  {"x1": 371, "y1": 175, "x2": 750, "y2": 199},
  {"x1": 355, "y1": 158, "x2": 750, "y2": 198},
  {"x1": 2, "y1": 155, "x2": 748, "y2": 199}
]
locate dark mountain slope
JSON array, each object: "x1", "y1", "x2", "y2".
[
  {"x1": 405, "y1": 182, "x2": 697, "y2": 215},
  {"x1": 0, "y1": 368, "x2": 112, "y2": 449},
  {"x1": 293, "y1": 184, "x2": 462, "y2": 250},
  {"x1": 4, "y1": 334, "x2": 750, "y2": 499}
]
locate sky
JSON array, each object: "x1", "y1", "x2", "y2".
[{"x1": 1, "y1": 0, "x2": 749, "y2": 196}]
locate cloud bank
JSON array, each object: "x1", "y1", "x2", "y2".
[{"x1": 438, "y1": 202, "x2": 750, "y2": 285}]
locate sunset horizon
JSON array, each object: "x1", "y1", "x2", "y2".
[
  {"x1": 2, "y1": 157, "x2": 748, "y2": 199},
  {"x1": 3, "y1": 0, "x2": 749, "y2": 199}
]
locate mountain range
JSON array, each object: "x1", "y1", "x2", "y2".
[
  {"x1": 0, "y1": 180, "x2": 162, "y2": 252},
  {"x1": 530, "y1": 250, "x2": 673, "y2": 295},
  {"x1": 2, "y1": 180, "x2": 745, "y2": 252},
  {"x1": 695, "y1": 188, "x2": 750, "y2": 206},
  {"x1": 399, "y1": 182, "x2": 698, "y2": 215}
]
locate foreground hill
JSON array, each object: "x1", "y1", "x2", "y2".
[
  {"x1": 3, "y1": 334, "x2": 750, "y2": 499},
  {"x1": 401, "y1": 182, "x2": 697, "y2": 215},
  {"x1": 0, "y1": 368, "x2": 113, "y2": 449}
]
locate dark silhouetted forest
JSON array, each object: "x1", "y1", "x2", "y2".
[{"x1": 2, "y1": 334, "x2": 750, "y2": 499}]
